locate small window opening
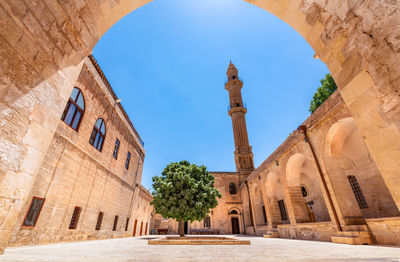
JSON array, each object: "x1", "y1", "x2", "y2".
[
  {"x1": 113, "y1": 139, "x2": 120, "y2": 159},
  {"x1": 125, "y1": 217, "x2": 130, "y2": 231},
  {"x1": 69, "y1": 206, "x2": 82, "y2": 229},
  {"x1": 113, "y1": 215, "x2": 119, "y2": 231},
  {"x1": 301, "y1": 186, "x2": 308, "y2": 197},
  {"x1": 204, "y1": 216, "x2": 211, "y2": 228},
  {"x1": 229, "y1": 182, "x2": 237, "y2": 194},
  {"x1": 23, "y1": 197, "x2": 45, "y2": 227},
  {"x1": 95, "y1": 212, "x2": 104, "y2": 230},
  {"x1": 125, "y1": 152, "x2": 131, "y2": 170}
]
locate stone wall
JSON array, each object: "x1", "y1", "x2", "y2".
[
  {"x1": 278, "y1": 222, "x2": 337, "y2": 242},
  {"x1": 244, "y1": 91, "x2": 400, "y2": 243},
  {"x1": 7, "y1": 57, "x2": 151, "y2": 246},
  {"x1": 366, "y1": 217, "x2": 400, "y2": 246}
]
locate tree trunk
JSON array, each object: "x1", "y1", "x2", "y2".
[{"x1": 178, "y1": 220, "x2": 185, "y2": 237}]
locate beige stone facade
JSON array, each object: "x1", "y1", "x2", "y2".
[
  {"x1": 0, "y1": 0, "x2": 399, "y2": 253},
  {"x1": 6, "y1": 56, "x2": 152, "y2": 247}
]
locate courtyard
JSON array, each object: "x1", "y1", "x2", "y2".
[{"x1": 1, "y1": 236, "x2": 399, "y2": 262}]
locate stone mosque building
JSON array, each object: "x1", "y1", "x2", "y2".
[{"x1": 151, "y1": 62, "x2": 400, "y2": 246}]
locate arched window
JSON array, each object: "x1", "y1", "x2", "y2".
[
  {"x1": 61, "y1": 87, "x2": 85, "y2": 131},
  {"x1": 230, "y1": 210, "x2": 238, "y2": 215},
  {"x1": 204, "y1": 216, "x2": 211, "y2": 228},
  {"x1": 89, "y1": 118, "x2": 106, "y2": 151},
  {"x1": 229, "y1": 182, "x2": 237, "y2": 194},
  {"x1": 301, "y1": 186, "x2": 308, "y2": 197}
]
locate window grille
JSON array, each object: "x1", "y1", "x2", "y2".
[
  {"x1": 69, "y1": 206, "x2": 82, "y2": 229},
  {"x1": 23, "y1": 197, "x2": 45, "y2": 227},
  {"x1": 348, "y1": 175, "x2": 368, "y2": 209}
]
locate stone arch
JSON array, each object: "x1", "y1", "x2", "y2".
[
  {"x1": 286, "y1": 153, "x2": 330, "y2": 223},
  {"x1": 323, "y1": 117, "x2": 400, "y2": 222},
  {"x1": 251, "y1": 182, "x2": 267, "y2": 227},
  {"x1": 228, "y1": 208, "x2": 241, "y2": 215},
  {"x1": 0, "y1": 0, "x2": 399, "y2": 252},
  {"x1": 263, "y1": 171, "x2": 286, "y2": 227}
]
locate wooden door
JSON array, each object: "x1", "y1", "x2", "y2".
[{"x1": 231, "y1": 217, "x2": 240, "y2": 234}]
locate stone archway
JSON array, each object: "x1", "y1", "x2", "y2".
[
  {"x1": 286, "y1": 153, "x2": 330, "y2": 223},
  {"x1": 264, "y1": 171, "x2": 285, "y2": 228},
  {"x1": 323, "y1": 117, "x2": 400, "y2": 224},
  {"x1": 0, "y1": 0, "x2": 399, "y2": 252}
]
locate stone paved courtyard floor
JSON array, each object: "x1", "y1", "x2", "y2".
[{"x1": 1, "y1": 235, "x2": 399, "y2": 262}]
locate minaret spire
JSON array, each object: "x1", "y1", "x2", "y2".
[{"x1": 225, "y1": 62, "x2": 254, "y2": 178}]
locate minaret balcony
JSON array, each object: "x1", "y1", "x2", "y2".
[{"x1": 228, "y1": 104, "x2": 247, "y2": 115}]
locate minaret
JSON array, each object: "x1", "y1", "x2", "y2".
[{"x1": 225, "y1": 62, "x2": 254, "y2": 178}]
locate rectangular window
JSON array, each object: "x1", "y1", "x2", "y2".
[
  {"x1": 262, "y1": 205, "x2": 268, "y2": 223},
  {"x1": 69, "y1": 206, "x2": 82, "y2": 229},
  {"x1": 113, "y1": 215, "x2": 119, "y2": 231},
  {"x1": 125, "y1": 151, "x2": 131, "y2": 170},
  {"x1": 348, "y1": 175, "x2": 368, "y2": 209},
  {"x1": 113, "y1": 139, "x2": 120, "y2": 159},
  {"x1": 278, "y1": 200, "x2": 288, "y2": 221},
  {"x1": 95, "y1": 212, "x2": 104, "y2": 230},
  {"x1": 125, "y1": 217, "x2": 130, "y2": 231},
  {"x1": 22, "y1": 197, "x2": 45, "y2": 227}
]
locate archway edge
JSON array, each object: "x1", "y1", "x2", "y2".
[{"x1": 0, "y1": 0, "x2": 399, "y2": 253}]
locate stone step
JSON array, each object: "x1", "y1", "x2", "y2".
[
  {"x1": 263, "y1": 230, "x2": 279, "y2": 238},
  {"x1": 331, "y1": 230, "x2": 372, "y2": 245},
  {"x1": 263, "y1": 234, "x2": 274, "y2": 238},
  {"x1": 332, "y1": 236, "x2": 362, "y2": 245}
]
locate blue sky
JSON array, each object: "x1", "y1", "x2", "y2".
[{"x1": 92, "y1": 0, "x2": 329, "y2": 190}]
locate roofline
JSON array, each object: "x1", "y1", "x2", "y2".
[
  {"x1": 139, "y1": 184, "x2": 153, "y2": 199},
  {"x1": 88, "y1": 54, "x2": 144, "y2": 147},
  {"x1": 209, "y1": 171, "x2": 238, "y2": 175}
]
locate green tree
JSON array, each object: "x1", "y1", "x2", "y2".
[
  {"x1": 151, "y1": 161, "x2": 222, "y2": 236},
  {"x1": 309, "y1": 73, "x2": 337, "y2": 113}
]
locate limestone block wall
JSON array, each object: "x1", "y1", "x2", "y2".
[
  {"x1": 278, "y1": 222, "x2": 337, "y2": 242},
  {"x1": 7, "y1": 57, "x2": 151, "y2": 246}
]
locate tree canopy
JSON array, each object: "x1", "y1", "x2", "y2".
[
  {"x1": 309, "y1": 73, "x2": 337, "y2": 113},
  {"x1": 151, "y1": 161, "x2": 221, "y2": 224}
]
